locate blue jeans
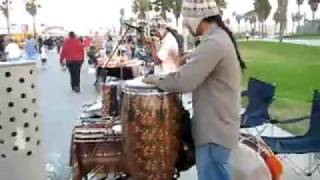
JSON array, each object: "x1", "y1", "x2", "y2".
[{"x1": 196, "y1": 143, "x2": 232, "y2": 180}]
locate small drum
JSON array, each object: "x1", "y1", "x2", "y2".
[
  {"x1": 70, "y1": 119, "x2": 124, "y2": 180},
  {"x1": 121, "y1": 78, "x2": 182, "y2": 180},
  {"x1": 101, "y1": 80, "x2": 121, "y2": 117}
]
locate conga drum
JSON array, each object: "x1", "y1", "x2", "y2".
[
  {"x1": 101, "y1": 80, "x2": 121, "y2": 117},
  {"x1": 121, "y1": 78, "x2": 182, "y2": 180}
]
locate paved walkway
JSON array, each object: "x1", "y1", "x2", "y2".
[
  {"x1": 38, "y1": 51, "x2": 97, "y2": 162},
  {"x1": 257, "y1": 38, "x2": 320, "y2": 46},
  {"x1": 38, "y1": 51, "x2": 319, "y2": 179}
]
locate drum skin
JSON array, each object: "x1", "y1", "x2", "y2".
[{"x1": 121, "y1": 91, "x2": 182, "y2": 180}]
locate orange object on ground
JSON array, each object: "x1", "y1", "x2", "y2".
[{"x1": 265, "y1": 154, "x2": 283, "y2": 180}]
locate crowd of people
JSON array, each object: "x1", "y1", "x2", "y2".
[{"x1": 0, "y1": 34, "x2": 64, "y2": 65}]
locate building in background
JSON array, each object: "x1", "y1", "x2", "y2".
[{"x1": 298, "y1": 19, "x2": 320, "y2": 33}]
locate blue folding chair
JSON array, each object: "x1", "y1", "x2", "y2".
[
  {"x1": 241, "y1": 78, "x2": 276, "y2": 129},
  {"x1": 262, "y1": 90, "x2": 320, "y2": 176}
]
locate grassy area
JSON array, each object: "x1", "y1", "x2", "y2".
[
  {"x1": 283, "y1": 33, "x2": 320, "y2": 39},
  {"x1": 239, "y1": 41, "x2": 320, "y2": 135}
]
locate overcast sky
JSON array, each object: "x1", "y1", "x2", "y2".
[{"x1": 0, "y1": 0, "x2": 319, "y2": 34}]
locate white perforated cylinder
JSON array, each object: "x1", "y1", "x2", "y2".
[{"x1": 0, "y1": 61, "x2": 45, "y2": 180}]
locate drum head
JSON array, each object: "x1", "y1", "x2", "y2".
[{"x1": 124, "y1": 76, "x2": 157, "y2": 89}]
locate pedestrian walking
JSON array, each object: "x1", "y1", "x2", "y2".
[
  {"x1": 104, "y1": 36, "x2": 113, "y2": 56},
  {"x1": 40, "y1": 46, "x2": 48, "y2": 69},
  {"x1": 60, "y1": 31, "x2": 85, "y2": 93},
  {"x1": 38, "y1": 36, "x2": 44, "y2": 54},
  {"x1": 24, "y1": 35, "x2": 38, "y2": 60}
]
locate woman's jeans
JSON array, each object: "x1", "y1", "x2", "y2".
[{"x1": 196, "y1": 143, "x2": 232, "y2": 180}]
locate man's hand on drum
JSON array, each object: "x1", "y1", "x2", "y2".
[{"x1": 143, "y1": 74, "x2": 160, "y2": 86}]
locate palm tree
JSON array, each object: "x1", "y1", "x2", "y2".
[
  {"x1": 308, "y1": 0, "x2": 320, "y2": 21},
  {"x1": 296, "y1": 0, "x2": 304, "y2": 31},
  {"x1": 132, "y1": 0, "x2": 151, "y2": 20},
  {"x1": 254, "y1": 0, "x2": 272, "y2": 36},
  {"x1": 119, "y1": 8, "x2": 125, "y2": 34},
  {"x1": 277, "y1": 0, "x2": 288, "y2": 42},
  {"x1": 245, "y1": 10, "x2": 258, "y2": 33},
  {"x1": 0, "y1": 0, "x2": 11, "y2": 35},
  {"x1": 232, "y1": 12, "x2": 243, "y2": 33},
  {"x1": 215, "y1": 0, "x2": 227, "y2": 9},
  {"x1": 172, "y1": 0, "x2": 182, "y2": 27},
  {"x1": 151, "y1": 0, "x2": 172, "y2": 20},
  {"x1": 291, "y1": 13, "x2": 298, "y2": 34},
  {"x1": 273, "y1": 11, "x2": 280, "y2": 34},
  {"x1": 236, "y1": 15, "x2": 243, "y2": 33},
  {"x1": 25, "y1": 0, "x2": 41, "y2": 37}
]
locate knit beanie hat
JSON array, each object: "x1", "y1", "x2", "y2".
[{"x1": 182, "y1": 0, "x2": 220, "y2": 33}]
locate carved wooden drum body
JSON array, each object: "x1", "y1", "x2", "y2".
[{"x1": 121, "y1": 79, "x2": 182, "y2": 180}]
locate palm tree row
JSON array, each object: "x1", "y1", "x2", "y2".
[
  {"x1": 309, "y1": 0, "x2": 320, "y2": 21},
  {"x1": 0, "y1": 0, "x2": 40, "y2": 36},
  {"x1": 293, "y1": 0, "x2": 320, "y2": 32},
  {"x1": 131, "y1": 0, "x2": 227, "y2": 27},
  {"x1": 232, "y1": 0, "x2": 271, "y2": 36}
]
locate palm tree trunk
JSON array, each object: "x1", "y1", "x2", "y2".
[
  {"x1": 6, "y1": 17, "x2": 10, "y2": 35},
  {"x1": 297, "y1": 5, "x2": 301, "y2": 32},
  {"x1": 245, "y1": 22, "x2": 248, "y2": 32},
  {"x1": 264, "y1": 21, "x2": 267, "y2": 37},
  {"x1": 161, "y1": 4, "x2": 166, "y2": 20},
  {"x1": 312, "y1": 12, "x2": 315, "y2": 27},
  {"x1": 278, "y1": 0, "x2": 288, "y2": 43},
  {"x1": 175, "y1": 17, "x2": 179, "y2": 28},
  {"x1": 33, "y1": 16, "x2": 37, "y2": 37},
  {"x1": 279, "y1": 22, "x2": 284, "y2": 42},
  {"x1": 292, "y1": 21, "x2": 295, "y2": 34}
]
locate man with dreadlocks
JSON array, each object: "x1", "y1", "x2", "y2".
[{"x1": 143, "y1": 0, "x2": 246, "y2": 179}]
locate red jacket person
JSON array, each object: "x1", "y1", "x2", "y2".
[{"x1": 60, "y1": 31, "x2": 85, "y2": 93}]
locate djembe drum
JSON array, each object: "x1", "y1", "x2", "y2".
[
  {"x1": 70, "y1": 118, "x2": 124, "y2": 180},
  {"x1": 121, "y1": 78, "x2": 182, "y2": 180}
]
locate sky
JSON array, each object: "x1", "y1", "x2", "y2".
[{"x1": 0, "y1": 0, "x2": 319, "y2": 34}]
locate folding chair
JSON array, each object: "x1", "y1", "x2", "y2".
[
  {"x1": 262, "y1": 90, "x2": 320, "y2": 176},
  {"x1": 241, "y1": 78, "x2": 276, "y2": 136}
]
